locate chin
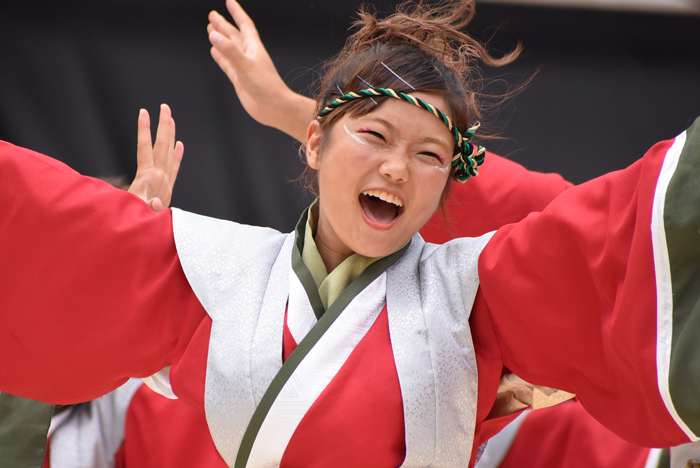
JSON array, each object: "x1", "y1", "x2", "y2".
[{"x1": 352, "y1": 236, "x2": 409, "y2": 259}]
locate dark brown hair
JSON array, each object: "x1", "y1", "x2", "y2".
[{"x1": 303, "y1": 0, "x2": 521, "y2": 196}]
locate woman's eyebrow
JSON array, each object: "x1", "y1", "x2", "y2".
[
  {"x1": 363, "y1": 116, "x2": 450, "y2": 147},
  {"x1": 415, "y1": 135, "x2": 451, "y2": 148},
  {"x1": 362, "y1": 116, "x2": 395, "y2": 131}
]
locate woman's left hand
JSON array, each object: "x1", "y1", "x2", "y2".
[{"x1": 128, "y1": 104, "x2": 184, "y2": 212}]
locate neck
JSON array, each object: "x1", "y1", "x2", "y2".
[
  {"x1": 315, "y1": 234, "x2": 353, "y2": 273},
  {"x1": 313, "y1": 215, "x2": 354, "y2": 273}
]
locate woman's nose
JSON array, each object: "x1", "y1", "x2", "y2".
[{"x1": 379, "y1": 150, "x2": 409, "y2": 183}]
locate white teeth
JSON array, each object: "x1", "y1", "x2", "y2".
[{"x1": 361, "y1": 190, "x2": 403, "y2": 207}]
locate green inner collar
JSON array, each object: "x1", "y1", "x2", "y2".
[{"x1": 301, "y1": 201, "x2": 380, "y2": 309}]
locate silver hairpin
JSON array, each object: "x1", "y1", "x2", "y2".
[
  {"x1": 335, "y1": 84, "x2": 345, "y2": 96},
  {"x1": 380, "y1": 62, "x2": 415, "y2": 91},
  {"x1": 356, "y1": 76, "x2": 378, "y2": 106}
]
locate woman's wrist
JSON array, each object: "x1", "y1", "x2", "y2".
[{"x1": 271, "y1": 92, "x2": 316, "y2": 143}]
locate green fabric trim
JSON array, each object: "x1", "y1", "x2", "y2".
[
  {"x1": 302, "y1": 201, "x2": 381, "y2": 310},
  {"x1": 0, "y1": 394, "x2": 54, "y2": 468},
  {"x1": 292, "y1": 208, "x2": 326, "y2": 320},
  {"x1": 234, "y1": 233, "x2": 410, "y2": 468},
  {"x1": 302, "y1": 202, "x2": 328, "y2": 289},
  {"x1": 665, "y1": 116, "x2": 700, "y2": 435},
  {"x1": 657, "y1": 448, "x2": 671, "y2": 468}
]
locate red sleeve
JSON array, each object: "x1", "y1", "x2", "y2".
[
  {"x1": 478, "y1": 123, "x2": 700, "y2": 447},
  {"x1": 420, "y1": 152, "x2": 573, "y2": 242},
  {"x1": 499, "y1": 402, "x2": 652, "y2": 468},
  {"x1": 117, "y1": 385, "x2": 228, "y2": 468},
  {"x1": 0, "y1": 140, "x2": 206, "y2": 404}
]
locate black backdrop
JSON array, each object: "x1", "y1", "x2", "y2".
[{"x1": 1, "y1": 0, "x2": 699, "y2": 232}]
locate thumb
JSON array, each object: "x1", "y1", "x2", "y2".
[{"x1": 148, "y1": 198, "x2": 164, "y2": 212}]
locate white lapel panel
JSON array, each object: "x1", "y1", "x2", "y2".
[
  {"x1": 246, "y1": 272, "x2": 387, "y2": 468},
  {"x1": 388, "y1": 232, "x2": 492, "y2": 468},
  {"x1": 250, "y1": 237, "x2": 294, "y2": 406},
  {"x1": 287, "y1": 271, "x2": 318, "y2": 344},
  {"x1": 172, "y1": 208, "x2": 289, "y2": 466}
]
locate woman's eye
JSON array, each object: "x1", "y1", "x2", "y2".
[
  {"x1": 358, "y1": 128, "x2": 386, "y2": 142},
  {"x1": 420, "y1": 152, "x2": 445, "y2": 163}
]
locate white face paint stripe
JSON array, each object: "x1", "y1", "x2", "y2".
[
  {"x1": 651, "y1": 130, "x2": 699, "y2": 441},
  {"x1": 344, "y1": 124, "x2": 370, "y2": 146},
  {"x1": 246, "y1": 271, "x2": 388, "y2": 468}
]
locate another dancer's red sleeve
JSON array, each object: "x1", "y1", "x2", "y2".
[
  {"x1": 0, "y1": 141, "x2": 207, "y2": 404},
  {"x1": 421, "y1": 152, "x2": 573, "y2": 242}
]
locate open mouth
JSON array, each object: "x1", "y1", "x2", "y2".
[{"x1": 359, "y1": 190, "x2": 405, "y2": 226}]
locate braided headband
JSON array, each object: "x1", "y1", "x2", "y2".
[{"x1": 317, "y1": 87, "x2": 485, "y2": 182}]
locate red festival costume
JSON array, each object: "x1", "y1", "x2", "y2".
[{"x1": 1, "y1": 118, "x2": 698, "y2": 467}]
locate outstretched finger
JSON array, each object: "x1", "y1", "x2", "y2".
[
  {"x1": 170, "y1": 141, "x2": 184, "y2": 187},
  {"x1": 164, "y1": 116, "x2": 179, "y2": 176},
  {"x1": 153, "y1": 104, "x2": 174, "y2": 169},
  {"x1": 209, "y1": 10, "x2": 240, "y2": 41},
  {"x1": 226, "y1": 0, "x2": 259, "y2": 39},
  {"x1": 210, "y1": 45, "x2": 236, "y2": 80},
  {"x1": 137, "y1": 108, "x2": 154, "y2": 169},
  {"x1": 209, "y1": 30, "x2": 246, "y2": 69}
]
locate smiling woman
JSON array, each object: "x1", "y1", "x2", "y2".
[
  {"x1": 1, "y1": 1, "x2": 700, "y2": 468},
  {"x1": 307, "y1": 93, "x2": 456, "y2": 266}
]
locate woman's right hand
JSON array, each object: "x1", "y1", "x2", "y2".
[
  {"x1": 128, "y1": 104, "x2": 183, "y2": 212},
  {"x1": 207, "y1": 0, "x2": 315, "y2": 141}
]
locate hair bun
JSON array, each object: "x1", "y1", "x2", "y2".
[{"x1": 347, "y1": 0, "x2": 520, "y2": 79}]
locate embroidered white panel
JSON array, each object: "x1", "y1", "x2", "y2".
[
  {"x1": 50, "y1": 379, "x2": 142, "y2": 468},
  {"x1": 246, "y1": 270, "x2": 387, "y2": 468},
  {"x1": 286, "y1": 272, "x2": 319, "y2": 344}
]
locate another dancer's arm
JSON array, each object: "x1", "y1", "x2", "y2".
[
  {"x1": 207, "y1": 0, "x2": 314, "y2": 142},
  {"x1": 0, "y1": 107, "x2": 207, "y2": 405},
  {"x1": 477, "y1": 118, "x2": 700, "y2": 448}
]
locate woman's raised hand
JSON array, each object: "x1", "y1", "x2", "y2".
[
  {"x1": 128, "y1": 104, "x2": 184, "y2": 212},
  {"x1": 207, "y1": 0, "x2": 315, "y2": 141}
]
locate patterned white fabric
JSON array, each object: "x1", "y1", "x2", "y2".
[
  {"x1": 670, "y1": 439, "x2": 700, "y2": 468},
  {"x1": 49, "y1": 379, "x2": 142, "y2": 468},
  {"x1": 286, "y1": 272, "x2": 318, "y2": 344}
]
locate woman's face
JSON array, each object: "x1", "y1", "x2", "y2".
[{"x1": 306, "y1": 92, "x2": 454, "y2": 263}]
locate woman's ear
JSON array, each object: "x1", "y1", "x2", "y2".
[{"x1": 305, "y1": 120, "x2": 322, "y2": 170}]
